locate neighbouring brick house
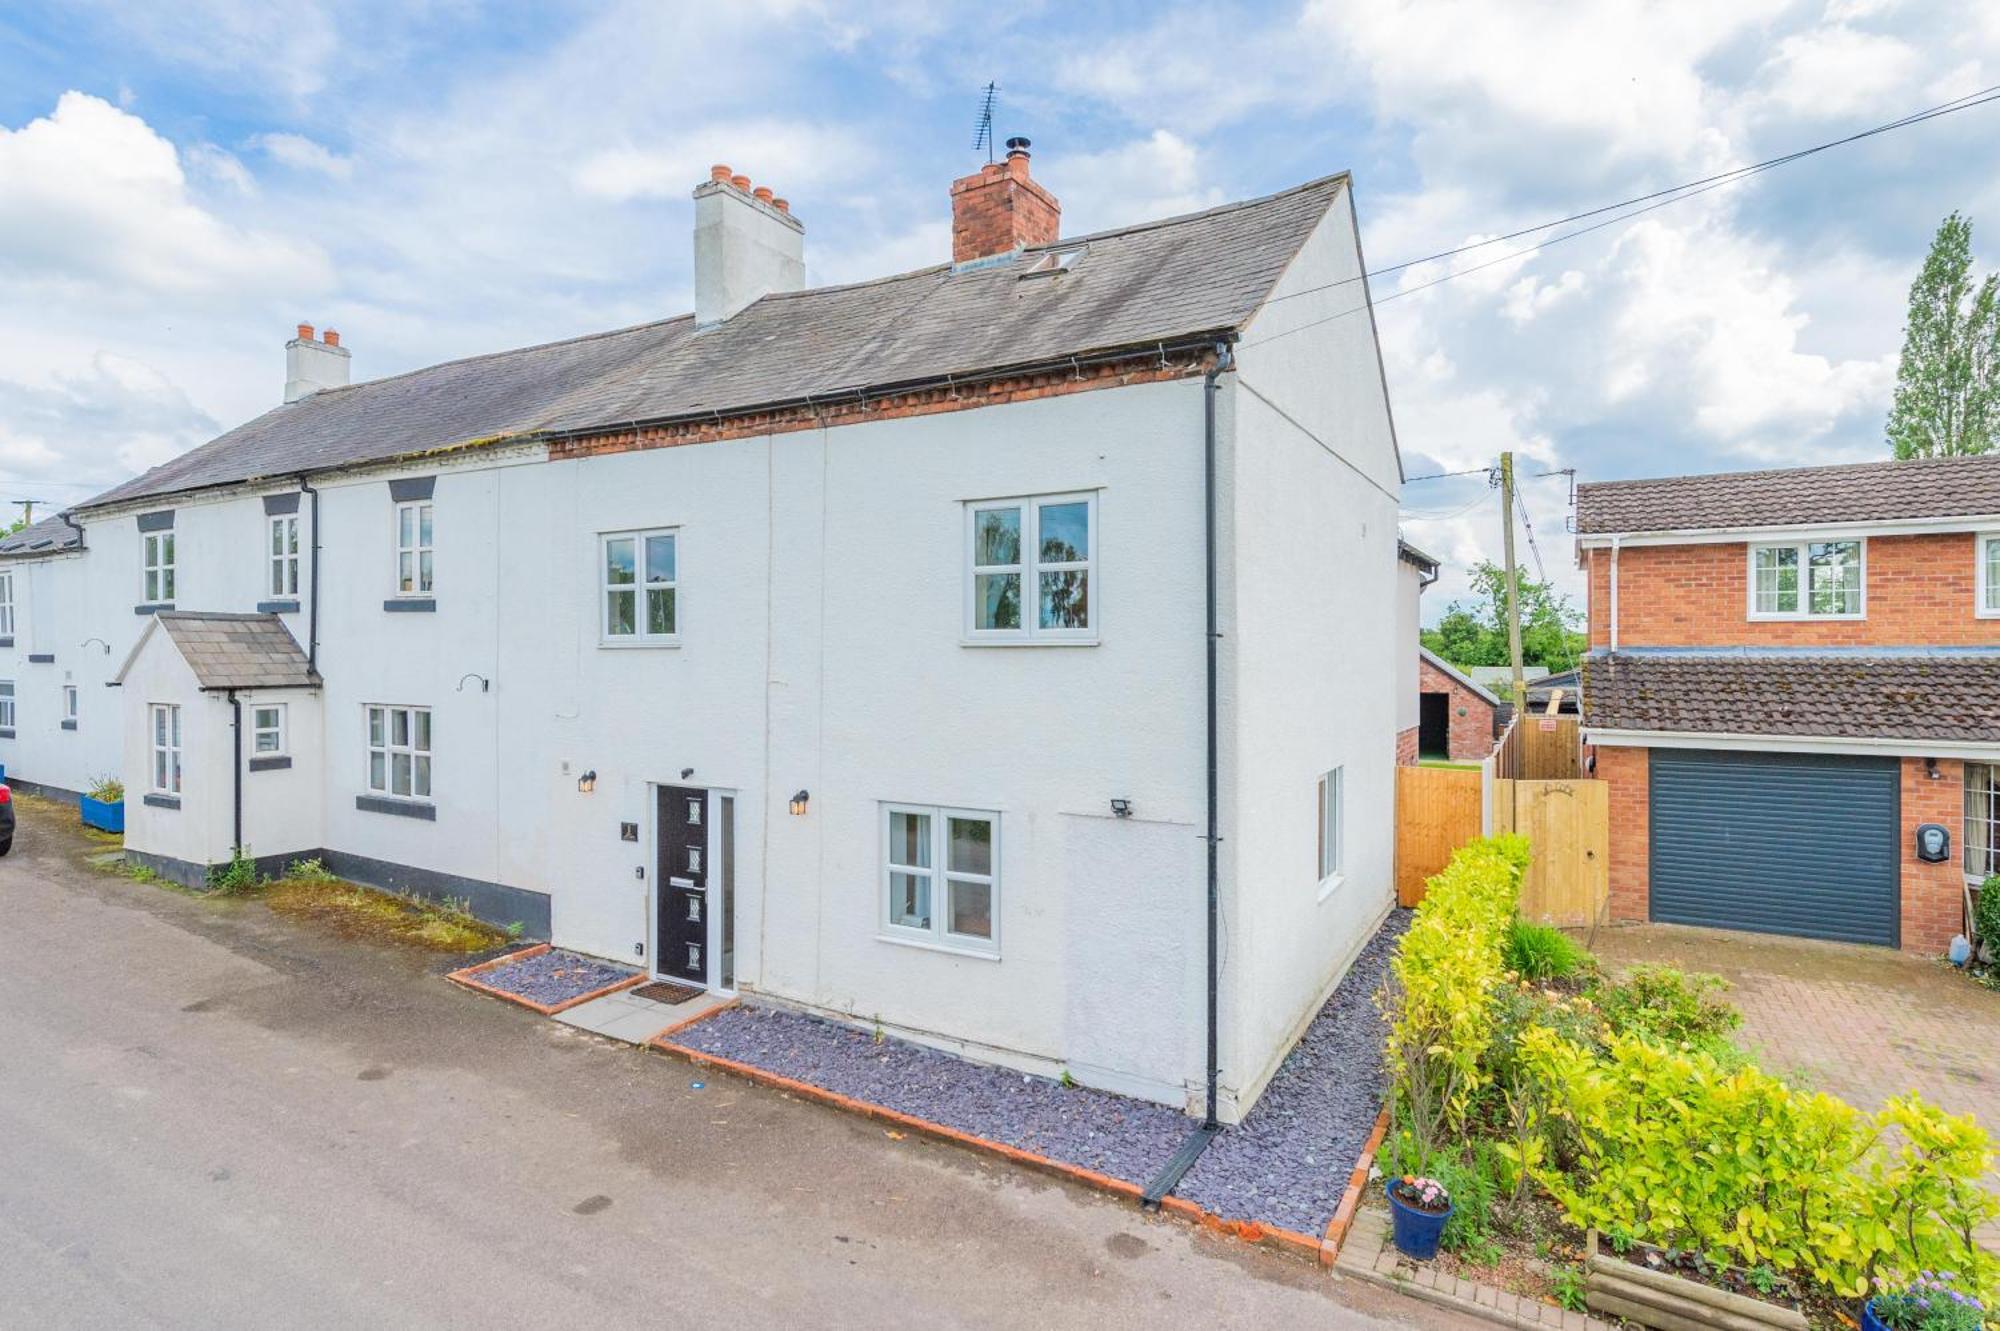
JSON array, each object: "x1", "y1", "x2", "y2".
[
  {"x1": 1574, "y1": 454, "x2": 2000, "y2": 953},
  {"x1": 1417, "y1": 647, "x2": 1501, "y2": 762}
]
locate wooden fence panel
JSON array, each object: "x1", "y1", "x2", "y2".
[
  {"x1": 1395, "y1": 765, "x2": 1485, "y2": 907},
  {"x1": 1492, "y1": 777, "x2": 1608, "y2": 927},
  {"x1": 1518, "y1": 714, "x2": 1582, "y2": 780}
]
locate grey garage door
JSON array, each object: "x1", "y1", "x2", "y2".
[{"x1": 1649, "y1": 748, "x2": 1900, "y2": 946}]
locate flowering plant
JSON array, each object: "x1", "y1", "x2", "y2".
[
  {"x1": 1392, "y1": 1175, "x2": 1452, "y2": 1213},
  {"x1": 1873, "y1": 1272, "x2": 1987, "y2": 1330}
]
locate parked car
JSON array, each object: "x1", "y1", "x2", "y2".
[{"x1": 0, "y1": 782, "x2": 15, "y2": 855}]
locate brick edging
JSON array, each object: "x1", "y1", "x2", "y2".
[
  {"x1": 1321, "y1": 1105, "x2": 1391, "y2": 1266},
  {"x1": 446, "y1": 945, "x2": 649, "y2": 1015},
  {"x1": 648, "y1": 1013, "x2": 1327, "y2": 1264}
]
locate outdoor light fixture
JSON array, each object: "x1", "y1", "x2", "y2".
[
  {"x1": 577, "y1": 770, "x2": 597, "y2": 793},
  {"x1": 681, "y1": 767, "x2": 695, "y2": 780},
  {"x1": 789, "y1": 789, "x2": 810, "y2": 816},
  {"x1": 1110, "y1": 798, "x2": 1133, "y2": 819},
  {"x1": 1926, "y1": 757, "x2": 1942, "y2": 781},
  {"x1": 80, "y1": 637, "x2": 111, "y2": 656}
]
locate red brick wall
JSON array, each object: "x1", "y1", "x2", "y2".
[
  {"x1": 949, "y1": 158, "x2": 1061, "y2": 263},
  {"x1": 1596, "y1": 745, "x2": 1650, "y2": 923},
  {"x1": 1395, "y1": 726, "x2": 1419, "y2": 766},
  {"x1": 1418, "y1": 657, "x2": 1497, "y2": 761},
  {"x1": 1584, "y1": 534, "x2": 2000, "y2": 649},
  {"x1": 1902, "y1": 756, "x2": 1965, "y2": 954}
]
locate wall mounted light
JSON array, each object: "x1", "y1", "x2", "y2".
[
  {"x1": 577, "y1": 770, "x2": 597, "y2": 793},
  {"x1": 457, "y1": 672, "x2": 491, "y2": 693},
  {"x1": 80, "y1": 637, "x2": 111, "y2": 656},
  {"x1": 1110, "y1": 798, "x2": 1133, "y2": 819},
  {"x1": 789, "y1": 789, "x2": 810, "y2": 816},
  {"x1": 681, "y1": 767, "x2": 695, "y2": 780},
  {"x1": 1926, "y1": 756, "x2": 1942, "y2": 781}
]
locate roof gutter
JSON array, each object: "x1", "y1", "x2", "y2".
[{"x1": 1584, "y1": 726, "x2": 2000, "y2": 762}]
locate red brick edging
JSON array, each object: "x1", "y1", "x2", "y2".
[
  {"x1": 648, "y1": 1008, "x2": 1329, "y2": 1264},
  {"x1": 446, "y1": 944, "x2": 648, "y2": 1015},
  {"x1": 1321, "y1": 1107, "x2": 1392, "y2": 1266}
]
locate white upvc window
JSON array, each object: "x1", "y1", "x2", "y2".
[
  {"x1": 0, "y1": 571, "x2": 13, "y2": 635},
  {"x1": 366, "y1": 704, "x2": 431, "y2": 800},
  {"x1": 143, "y1": 530, "x2": 176, "y2": 603},
  {"x1": 269, "y1": 513, "x2": 300, "y2": 598},
  {"x1": 0, "y1": 679, "x2": 13, "y2": 730},
  {"x1": 62, "y1": 684, "x2": 77, "y2": 723},
  {"x1": 252, "y1": 704, "x2": 286, "y2": 756},
  {"x1": 881, "y1": 803, "x2": 999, "y2": 955},
  {"x1": 1317, "y1": 766, "x2": 1345, "y2": 893},
  {"x1": 965, "y1": 492, "x2": 1096, "y2": 642},
  {"x1": 1978, "y1": 533, "x2": 2000, "y2": 619},
  {"x1": 1970, "y1": 764, "x2": 2000, "y2": 882},
  {"x1": 150, "y1": 703, "x2": 181, "y2": 794},
  {"x1": 1748, "y1": 539, "x2": 1863, "y2": 619},
  {"x1": 395, "y1": 501, "x2": 434, "y2": 596},
  {"x1": 600, "y1": 529, "x2": 678, "y2": 644}
]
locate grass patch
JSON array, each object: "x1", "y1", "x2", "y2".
[
  {"x1": 1505, "y1": 919, "x2": 1592, "y2": 982},
  {"x1": 1419, "y1": 758, "x2": 1483, "y2": 770},
  {"x1": 264, "y1": 860, "x2": 506, "y2": 953}
]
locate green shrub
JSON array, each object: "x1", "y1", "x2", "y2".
[
  {"x1": 284, "y1": 857, "x2": 337, "y2": 882},
  {"x1": 1975, "y1": 876, "x2": 2000, "y2": 951},
  {"x1": 1596, "y1": 964, "x2": 1740, "y2": 1049},
  {"x1": 1505, "y1": 919, "x2": 1590, "y2": 981},
  {"x1": 87, "y1": 775, "x2": 124, "y2": 803},
  {"x1": 206, "y1": 853, "x2": 263, "y2": 896}
]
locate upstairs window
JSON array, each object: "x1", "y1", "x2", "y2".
[
  {"x1": 150, "y1": 703, "x2": 181, "y2": 794},
  {"x1": 143, "y1": 530, "x2": 176, "y2": 604},
  {"x1": 366, "y1": 704, "x2": 431, "y2": 801},
  {"x1": 601, "y1": 529, "x2": 678, "y2": 644},
  {"x1": 1980, "y1": 534, "x2": 2000, "y2": 618},
  {"x1": 0, "y1": 571, "x2": 13, "y2": 635},
  {"x1": 966, "y1": 493, "x2": 1096, "y2": 641},
  {"x1": 1749, "y1": 539, "x2": 1862, "y2": 619},
  {"x1": 395, "y1": 501, "x2": 433, "y2": 596},
  {"x1": 269, "y1": 513, "x2": 300, "y2": 598}
]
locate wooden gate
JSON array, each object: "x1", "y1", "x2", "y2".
[
  {"x1": 1492, "y1": 778, "x2": 1608, "y2": 927},
  {"x1": 1395, "y1": 764, "x2": 1484, "y2": 907}
]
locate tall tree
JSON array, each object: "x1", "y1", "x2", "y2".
[
  {"x1": 1420, "y1": 561, "x2": 1584, "y2": 677},
  {"x1": 1887, "y1": 212, "x2": 2000, "y2": 458}
]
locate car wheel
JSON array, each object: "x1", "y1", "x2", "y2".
[{"x1": 0, "y1": 838, "x2": 14, "y2": 856}]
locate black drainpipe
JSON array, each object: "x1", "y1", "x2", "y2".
[
  {"x1": 1142, "y1": 339, "x2": 1234, "y2": 1208},
  {"x1": 228, "y1": 688, "x2": 244, "y2": 859},
  {"x1": 58, "y1": 511, "x2": 85, "y2": 549},
  {"x1": 297, "y1": 475, "x2": 321, "y2": 674}
]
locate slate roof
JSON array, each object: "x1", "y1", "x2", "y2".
[
  {"x1": 0, "y1": 514, "x2": 84, "y2": 560},
  {"x1": 152, "y1": 613, "x2": 318, "y2": 690},
  {"x1": 1578, "y1": 650, "x2": 2000, "y2": 743},
  {"x1": 1574, "y1": 453, "x2": 2000, "y2": 534},
  {"x1": 79, "y1": 176, "x2": 1349, "y2": 512}
]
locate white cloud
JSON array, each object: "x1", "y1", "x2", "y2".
[
  {"x1": 255, "y1": 132, "x2": 353, "y2": 179},
  {"x1": 573, "y1": 121, "x2": 863, "y2": 203},
  {"x1": 1042, "y1": 130, "x2": 1223, "y2": 232}
]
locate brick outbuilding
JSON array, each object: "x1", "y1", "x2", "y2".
[{"x1": 1416, "y1": 648, "x2": 1500, "y2": 762}]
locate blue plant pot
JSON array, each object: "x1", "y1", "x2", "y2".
[
  {"x1": 1387, "y1": 1182, "x2": 1453, "y2": 1261},
  {"x1": 80, "y1": 795, "x2": 124, "y2": 834},
  {"x1": 1860, "y1": 1298, "x2": 1890, "y2": 1331}
]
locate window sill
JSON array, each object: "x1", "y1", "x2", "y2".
[
  {"x1": 383, "y1": 598, "x2": 437, "y2": 613},
  {"x1": 248, "y1": 755, "x2": 291, "y2": 772},
  {"x1": 60, "y1": 719, "x2": 76, "y2": 732},
  {"x1": 27, "y1": 653, "x2": 53, "y2": 664},
  {"x1": 356, "y1": 794, "x2": 436, "y2": 820},
  {"x1": 256, "y1": 599, "x2": 301, "y2": 615},
  {"x1": 598, "y1": 638, "x2": 683, "y2": 650},
  {"x1": 959, "y1": 636, "x2": 1100, "y2": 648},
  {"x1": 875, "y1": 932, "x2": 1001, "y2": 961},
  {"x1": 142, "y1": 793, "x2": 181, "y2": 810},
  {"x1": 0, "y1": 637, "x2": 12, "y2": 648},
  {"x1": 1316, "y1": 872, "x2": 1347, "y2": 903},
  {"x1": 0, "y1": 728, "x2": 14, "y2": 739},
  {"x1": 135, "y1": 603, "x2": 174, "y2": 616},
  {"x1": 1746, "y1": 611, "x2": 1864, "y2": 623},
  {"x1": 1978, "y1": 608, "x2": 2000, "y2": 620}
]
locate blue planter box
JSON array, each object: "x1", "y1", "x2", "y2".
[{"x1": 80, "y1": 795, "x2": 124, "y2": 834}]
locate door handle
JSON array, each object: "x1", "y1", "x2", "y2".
[{"x1": 669, "y1": 877, "x2": 697, "y2": 889}]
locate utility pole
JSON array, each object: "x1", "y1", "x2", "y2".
[
  {"x1": 11, "y1": 498, "x2": 41, "y2": 529},
  {"x1": 1499, "y1": 452, "x2": 1526, "y2": 707}
]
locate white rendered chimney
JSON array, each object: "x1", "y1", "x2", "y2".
[
  {"x1": 285, "y1": 322, "x2": 351, "y2": 402},
  {"x1": 692, "y1": 165, "x2": 804, "y2": 327}
]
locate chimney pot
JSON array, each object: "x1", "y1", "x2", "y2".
[
  {"x1": 710, "y1": 163, "x2": 732, "y2": 181},
  {"x1": 950, "y1": 136, "x2": 1060, "y2": 265},
  {"x1": 1006, "y1": 136, "x2": 1031, "y2": 156},
  {"x1": 731, "y1": 174, "x2": 751, "y2": 191},
  {"x1": 773, "y1": 198, "x2": 789, "y2": 214},
  {"x1": 753, "y1": 185, "x2": 773, "y2": 202},
  {"x1": 297, "y1": 322, "x2": 315, "y2": 341},
  {"x1": 322, "y1": 328, "x2": 340, "y2": 347}
]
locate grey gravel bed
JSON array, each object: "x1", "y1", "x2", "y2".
[
  {"x1": 1174, "y1": 908, "x2": 1411, "y2": 1236},
  {"x1": 474, "y1": 949, "x2": 638, "y2": 1006},
  {"x1": 674, "y1": 1006, "x2": 1192, "y2": 1184}
]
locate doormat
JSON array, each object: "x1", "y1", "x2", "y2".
[{"x1": 633, "y1": 981, "x2": 706, "y2": 1005}]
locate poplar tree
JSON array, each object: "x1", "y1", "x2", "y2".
[{"x1": 1887, "y1": 212, "x2": 2000, "y2": 458}]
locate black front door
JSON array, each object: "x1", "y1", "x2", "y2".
[{"x1": 657, "y1": 785, "x2": 709, "y2": 984}]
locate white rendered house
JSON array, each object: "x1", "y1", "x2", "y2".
[{"x1": 0, "y1": 143, "x2": 1407, "y2": 1125}]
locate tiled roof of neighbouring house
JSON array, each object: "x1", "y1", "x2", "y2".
[
  {"x1": 0, "y1": 514, "x2": 84, "y2": 560},
  {"x1": 154, "y1": 613, "x2": 318, "y2": 690},
  {"x1": 1573, "y1": 453, "x2": 2000, "y2": 534},
  {"x1": 77, "y1": 176, "x2": 1350, "y2": 512},
  {"x1": 1578, "y1": 649, "x2": 2000, "y2": 743}
]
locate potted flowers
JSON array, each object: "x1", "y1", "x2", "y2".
[
  {"x1": 1386, "y1": 1175, "x2": 1453, "y2": 1260},
  {"x1": 1865, "y1": 1273, "x2": 1987, "y2": 1331},
  {"x1": 80, "y1": 776, "x2": 124, "y2": 835}
]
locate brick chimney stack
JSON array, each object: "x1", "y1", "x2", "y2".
[{"x1": 950, "y1": 136, "x2": 1059, "y2": 266}]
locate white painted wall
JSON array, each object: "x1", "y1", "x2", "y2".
[
  {"x1": 238, "y1": 688, "x2": 324, "y2": 866},
  {"x1": 1397, "y1": 559, "x2": 1423, "y2": 736},
  {"x1": 119, "y1": 629, "x2": 230, "y2": 871}
]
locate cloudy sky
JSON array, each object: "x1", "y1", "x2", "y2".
[{"x1": 4, "y1": 1, "x2": 1999, "y2": 620}]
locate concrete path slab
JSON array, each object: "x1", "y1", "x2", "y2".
[{"x1": 556, "y1": 987, "x2": 729, "y2": 1043}]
